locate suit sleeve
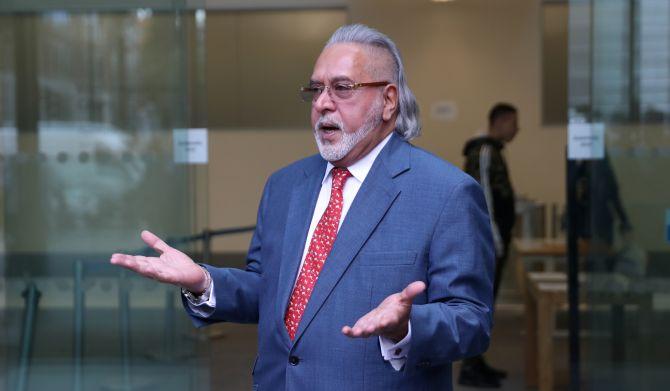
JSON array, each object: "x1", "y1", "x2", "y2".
[
  {"x1": 404, "y1": 176, "x2": 495, "y2": 370},
  {"x1": 182, "y1": 175, "x2": 271, "y2": 327}
]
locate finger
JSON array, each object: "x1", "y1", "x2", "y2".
[
  {"x1": 351, "y1": 324, "x2": 378, "y2": 338},
  {"x1": 341, "y1": 325, "x2": 354, "y2": 337},
  {"x1": 342, "y1": 325, "x2": 369, "y2": 338},
  {"x1": 110, "y1": 253, "x2": 157, "y2": 278},
  {"x1": 343, "y1": 326, "x2": 370, "y2": 338},
  {"x1": 110, "y1": 253, "x2": 145, "y2": 271},
  {"x1": 141, "y1": 230, "x2": 170, "y2": 254},
  {"x1": 349, "y1": 314, "x2": 381, "y2": 338},
  {"x1": 342, "y1": 318, "x2": 371, "y2": 338},
  {"x1": 110, "y1": 253, "x2": 139, "y2": 268},
  {"x1": 363, "y1": 322, "x2": 379, "y2": 336},
  {"x1": 399, "y1": 280, "x2": 426, "y2": 303}
]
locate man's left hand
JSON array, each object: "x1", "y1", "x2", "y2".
[{"x1": 342, "y1": 281, "x2": 426, "y2": 342}]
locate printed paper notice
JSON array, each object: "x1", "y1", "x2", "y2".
[
  {"x1": 173, "y1": 128, "x2": 208, "y2": 164},
  {"x1": 430, "y1": 100, "x2": 458, "y2": 122},
  {"x1": 568, "y1": 123, "x2": 605, "y2": 160}
]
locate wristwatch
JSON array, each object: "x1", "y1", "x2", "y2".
[{"x1": 182, "y1": 266, "x2": 212, "y2": 304}]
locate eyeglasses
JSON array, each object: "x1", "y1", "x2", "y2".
[{"x1": 299, "y1": 81, "x2": 389, "y2": 102}]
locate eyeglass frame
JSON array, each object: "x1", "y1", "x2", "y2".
[{"x1": 299, "y1": 81, "x2": 390, "y2": 103}]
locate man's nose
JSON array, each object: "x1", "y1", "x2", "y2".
[{"x1": 313, "y1": 87, "x2": 336, "y2": 113}]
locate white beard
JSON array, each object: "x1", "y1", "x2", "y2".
[{"x1": 313, "y1": 99, "x2": 383, "y2": 162}]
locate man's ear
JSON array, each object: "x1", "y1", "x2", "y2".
[{"x1": 382, "y1": 84, "x2": 399, "y2": 122}]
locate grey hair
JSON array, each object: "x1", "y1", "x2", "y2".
[{"x1": 325, "y1": 24, "x2": 421, "y2": 141}]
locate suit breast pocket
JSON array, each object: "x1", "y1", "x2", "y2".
[{"x1": 357, "y1": 251, "x2": 417, "y2": 266}]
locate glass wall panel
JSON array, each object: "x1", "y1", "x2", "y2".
[
  {"x1": 569, "y1": 0, "x2": 670, "y2": 389},
  {"x1": 2, "y1": 4, "x2": 347, "y2": 390},
  {"x1": 0, "y1": 6, "x2": 207, "y2": 390}
]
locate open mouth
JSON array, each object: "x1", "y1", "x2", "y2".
[{"x1": 319, "y1": 123, "x2": 341, "y2": 133}]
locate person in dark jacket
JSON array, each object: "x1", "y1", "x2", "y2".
[{"x1": 459, "y1": 103, "x2": 519, "y2": 388}]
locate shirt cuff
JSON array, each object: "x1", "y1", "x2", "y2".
[
  {"x1": 183, "y1": 269, "x2": 216, "y2": 317},
  {"x1": 379, "y1": 321, "x2": 411, "y2": 371}
]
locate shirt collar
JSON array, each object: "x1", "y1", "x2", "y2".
[{"x1": 322, "y1": 132, "x2": 394, "y2": 185}]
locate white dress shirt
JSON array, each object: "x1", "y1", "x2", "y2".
[{"x1": 186, "y1": 132, "x2": 410, "y2": 370}]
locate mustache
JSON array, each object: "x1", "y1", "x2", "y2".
[{"x1": 314, "y1": 115, "x2": 344, "y2": 132}]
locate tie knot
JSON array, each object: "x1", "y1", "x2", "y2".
[{"x1": 331, "y1": 167, "x2": 351, "y2": 190}]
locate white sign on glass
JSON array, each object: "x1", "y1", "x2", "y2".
[
  {"x1": 173, "y1": 128, "x2": 208, "y2": 164},
  {"x1": 568, "y1": 123, "x2": 605, "y2": 160}
]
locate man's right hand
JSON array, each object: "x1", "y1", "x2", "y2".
[{"x1": 110, "y1": 230, "x2": 209, "y2": 294}]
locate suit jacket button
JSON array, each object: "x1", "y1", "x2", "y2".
[
  {"x1": 289, "y1": 356, "x2": 300, "y2": 366},
  {"x1": 417, "y1": 360, "x2": 431, "y2": 367}
]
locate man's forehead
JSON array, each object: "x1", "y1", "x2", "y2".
[
  {"x1": 311, "y1": 43, "x2": 370, "y2": 81},
  {"x1": 497, "y1": 112, "x2": 517, "y2": 122}
]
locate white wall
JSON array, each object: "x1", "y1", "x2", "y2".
[{"x1": 205, "y1": 0, "x2": 568, "y2": 252}]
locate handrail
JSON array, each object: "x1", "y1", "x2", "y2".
[
  {"x1": 73, "y1": 261, "x2": 84, "y2": 391},
  {"x1": 72, "y1": 225, "x2": 255, "y2": 389},
  {"x1": 169, "y1": 225, "x2": 255, "y2": 263},
  {"x1": 16, "y1": 225, "x2": 255, "y2": 391},
  {"x1": 169, "y1": 225, "x2": 256, "y2": 245},
  {"x1": 17, "y1": 282, "x2": 41, "y2": 391},
  {"x1": 118, "y1": 269, "x2": 131, "y2": 390},
  {"x1": 148, "y1": 225, "x2": 256, "y2": 264}
]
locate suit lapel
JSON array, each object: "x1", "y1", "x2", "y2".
[
  {"x1": 292, "y1": 135, "x2": 410, "y2": 344},
  {"x1": 275, "y1": 159, "x2": 325, "y2": 345}
]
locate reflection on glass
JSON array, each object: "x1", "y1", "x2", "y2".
[
  {"x1": 570, "y1": 0, "x2": 670, "y2": 124},
  {"x1": 569, "y1": 1, "x2": 670, "y2": 389},
  {"x1": 1, "y1": 9, "x2": 205, "y2": 390}
]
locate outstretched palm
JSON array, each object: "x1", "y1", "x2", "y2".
[
  {"x1": 342, "y1": 281, "x2": 426, "y2": 342},
  {"x1": 110, "y1": 230, "x2": 208, "y2": 293}
]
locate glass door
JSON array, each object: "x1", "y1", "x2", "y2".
[
  {"x1": 568, "y1": 0, "x2": 670, "y2": 389},
  {"x1": 1, "y1": 2, "x2": 208, "y2": 390}
]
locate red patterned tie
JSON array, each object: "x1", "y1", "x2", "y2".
[{"x1": 284, "y1": 167, "x2": 352, "y2": 340}]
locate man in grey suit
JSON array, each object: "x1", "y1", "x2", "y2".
[{"x1": 111, "y1": 24, "x2": 495, "y2": 390}]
